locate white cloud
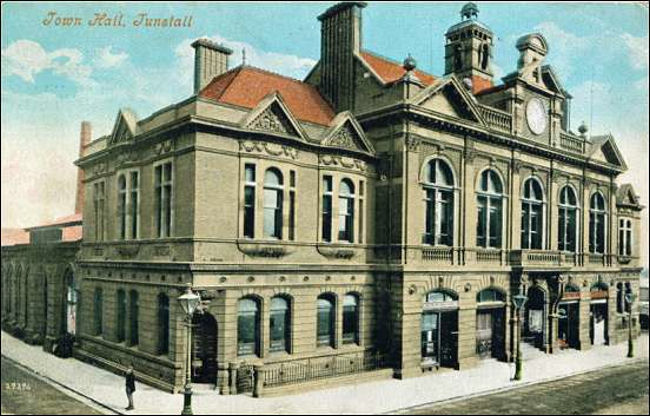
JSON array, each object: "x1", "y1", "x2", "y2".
[
  {"x1": 620, "y1": 33, "x2": 649, "y2": 70},
  {"x1": 175, "y1": 34, "x2": 317, "y2": 82},
  {"x1": 94, "y1": 46, "x2": 129, "y2": 69},
  {"x1": 1, "y1": 40, "x2": 92, "y2": 84}
]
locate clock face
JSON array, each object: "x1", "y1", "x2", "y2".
[{"x1": 526, "y1": 98, "x2": 547, "y2": 135}]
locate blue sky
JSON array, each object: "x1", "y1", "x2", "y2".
[{"x1": 1, "y1": 1, "x2": 648, "y2": 264}]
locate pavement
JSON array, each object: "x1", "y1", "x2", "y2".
[{"x1": 1, "y1": 331, "x2": 648, "y2": 415}]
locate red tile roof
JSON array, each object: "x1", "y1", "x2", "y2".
[
  {"x1": 26, "y1": 213, "x2": 82, "y2": 230},
  {"x1": 199, "y1": 66, "x2": 335, "y2": 126},
  {"x1": 1, "y1": 228, "x2": 29, "y2": 246},
  {"x1": 471, "y1": 75, "x2": 494, "y2": 94},
  {"x1": 62, "y1": 225, "x2": 83, "y2": 242},
  {"x1": 360, "y1": 51, "x2": 437, "y2": 86}
]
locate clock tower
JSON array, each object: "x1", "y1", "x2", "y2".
[{"x1": 444, "y1": 2, "x2": 494, "y2": 87}]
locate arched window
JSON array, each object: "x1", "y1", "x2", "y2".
[
  {"x1": 238, "y1": 297, "x2": 260, "y2": 356},
  {"x1": 116, "y1": 289, "x2": 126, "y2": 343},
  {"x1": 424, "y1": 159, "x2": 454, "y2": 246},
  {"x1": 481, "y1": 43, "x2": 490, "y2": 70},
  {"x1": 616, "y1": 283, "x2": 624, "y2": 314},
  {"x1": 619, "y1": 219, "x2": 632, "y2": 256},
  {"x1": 263, "y1": 168, "x2": 283, "y2": 239},
  {"x1": 521, "y1": 178, "x2": 544, "y2": 249},
  {"x1": 64, "y1": 271, "x2": 77, "y2": 335},
  {"x1": 343, "y1": 294, "x2": 360, "y2": 345},
  {"x1": 243, "y1": 164, "x2": 256, "y2": 238},
  {"x1": 454, "y1": 45, "x2": 463, "y2": 70},
  {"x1": 270, "y1": 296, "x2": 290, "y2": 353},
  {"x1": 322, "y1": 176, "x2": 333, "y2": 242},
  {"x1": 129, "y1": 290, "x2": 139, "y2": 346},
  {"x1": 624, "y1": 282, "x2": 632, "y2": 314},
  {"x1": 589, "y1": 192, "x2": 607, "y2": 254},
  {"x1": 118, "y1": 175, "x2": 127, "y2": 240},
  {"x1": 476, "y1": 288, "x2": 505, "y2": 303},
  {"x1": 477, "y1": 169, "x2": 503, "y2": 248},
  {"x1": 317, "y1": 294, "x2": 335, "y2": 347},
  {"x1": 558, "y1": 186, "x2": 578, "y2": 252},
  {"x1": 157, "y1": 294, "x2": 169, "y2": 355},
  {"x1": 338, "y1": 179, "x2": 355, "y2": 242},
  {"x1": 93, "y1": 287, "x2": 103, "y2": 336}
]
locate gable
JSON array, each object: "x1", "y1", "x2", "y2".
[
  {"x1": 247, "y1": 102, "x2": 300, "y2": 137},
  {"x1": 321, "y1": 113, "x2": 375, "y2": 155},
  {"x1": 109, "y1": 109, "x2": 137, "y2": 146},
  {"x1": 414, "y1": 80, "x2": 483, "y2": 124},
  {"x1": 242, "y1": 93, "x2": 307, "y2": 141},
  {"x1": 590, "y1": 136, "x2": 626, "y2": 169}
]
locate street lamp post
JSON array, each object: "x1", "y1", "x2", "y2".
[
  {"x1": 178, "y1": 286, "x2": 201, "y2": 415},
  {"x1": 512, "y1": 292, "x2": 528, "y2": 381},
  {"x1": 625, "y1": 292, "x2": 636, "y2": 358}
]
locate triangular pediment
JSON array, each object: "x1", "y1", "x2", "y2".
[
  {"x1": 242, "y1": 92, "x2": 306, "y2": 140},
  {"x1": 411, "y1": 77, "x2": 485, "y2": 125},
  {"x1": 321, "y1": 112, "x2": 375, "y2": 155},
  {"x1": 541, "y1": 65, "x2": 566, "y2": 97},
  {"x1": 617, "y1": 184, "x2": 641, "y2": 207},
  {"x1": 109, "y1": 109, "x2": 138, "y2": 146},
  {"x1": 590, "y1": 134, "x2": 627, "y2": 169}
]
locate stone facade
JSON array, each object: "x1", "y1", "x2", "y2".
[{"x1": 1, "y1": 2, "x2": 645, "y2": 396}]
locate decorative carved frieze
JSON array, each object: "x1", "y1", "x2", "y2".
[
  {"x1": 405, "y1": 134, "x2": 420, "y2": 152},
  {"x1": 155, "y1": 139, "x2": 174, "y2": 155},
  {"x1": 237, "y1": 243, "x2": 290, "y2": 258},
  {"x1": 316, "y1": 245, "x2": 356, "y2": 260},
  {"x1": 329, "y1": 123, "x2": 357, "y2": 149},
  {"x1": 319, "y1": 155, "x2": 367, "y2": 172},
  {"x1": 248, "y1": 105, "x2": 298, "y2": 137},
  {"x1": 239, "y1": 140, "x2": 298, "y2": 160},
  {"x1": 115, "y1": 244, "x2": 140, "y2": 259},
  {"x1": 153, "y1": 245, "x2": 171, "y2": 257}
]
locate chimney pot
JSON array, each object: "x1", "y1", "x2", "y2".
[
  {"x1": 192, "y1": 38, "x2": 233, "y2": 94},
  {"x1": 75, "y1": 121, "x2": 91, "y2": 215}
]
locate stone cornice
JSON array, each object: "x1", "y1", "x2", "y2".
[{"x1": 357, "y1": 103, "x2": 624, "y2": 176}]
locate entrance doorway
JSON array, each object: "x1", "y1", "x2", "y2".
[
  {"x1": 590, "y1": 283, "x2": 608, "y2": 346},
  {"x1": 476, "y1": 289, "x2": 506, "y2": 360},
  {"x1": 524, "y1": 286, "x2": 545, "y2": 348},
  {"x1": 590, "y1": 301, "x2": 607, "y2": 345},
  {"x1": 421, "y1": 290, "x2": 458, "y2": 368},
  {"x1": 558, "y1": 301, "x2": 579, "y2": 349},
  {"x1": 191, "y1": 312, "x2": 218, "y2": 384}
]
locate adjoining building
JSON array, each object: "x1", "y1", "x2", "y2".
[{"x1": 1, "y1": 2, "x2": 645, "y2": 396}]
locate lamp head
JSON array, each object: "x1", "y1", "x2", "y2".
[{"x1": 178, "y1": 286, "x2": 201, "y2": 316}]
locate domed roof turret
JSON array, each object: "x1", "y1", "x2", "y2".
[{"x1": 461, "y1": 2, "x2": 479, "y2": 20}]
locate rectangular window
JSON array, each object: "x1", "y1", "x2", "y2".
[
  {"x1": 358, "y1": 180, "x2": 365, "y2": 244},
  {"x1": 289, "y1": 191, "x2": 295, "y2": 241},
  {"x1": 93, "y1": 288, "x2": 103, "y2": 336},
  {"x1": 155, "y1": 162, "x2": 173, "y2": 238},
  {"x1": 322, "y1": 176, "x2": 332, "y2": 242},
  {"x1": 289, "y1": 170, "x2": 296, "y2": 241},
  {"x1": 118, "y1": 181, "x2": 127, "y2": 240},
  {"x1": 244, "y1": 164, "x2": 256, "y2": 238},
  {"x1": 130, "y1": 171, "x2": 139, "y2": 239},
  {"x1": 116, "y1": 290, "x2": 126, "y2": 343}
]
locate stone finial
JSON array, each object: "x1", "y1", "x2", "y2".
[
  {"x1": 578, "y1": 121, "x2": 588, "y2": 137},
  {"x1": 403, "y1": 53, "x2": 417, "y2": 71}
]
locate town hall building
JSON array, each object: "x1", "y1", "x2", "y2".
[{"x1": 1, "y1": 2, "x2": 645, "y2": 396}]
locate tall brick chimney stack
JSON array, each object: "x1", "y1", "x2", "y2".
[
  {"x1": 318, "y1": 1, "x2": 367, "y2": 112},
  {"x1": 75, "y1": 121, "x2": 91, "y2": 215},
  {"x1": 191, "y1": 38, "x2": 233, "y2": 94}
]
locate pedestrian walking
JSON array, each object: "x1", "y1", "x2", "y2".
[{"x1": 125, "y1": 365, "x2": 136, "y2": 410}]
